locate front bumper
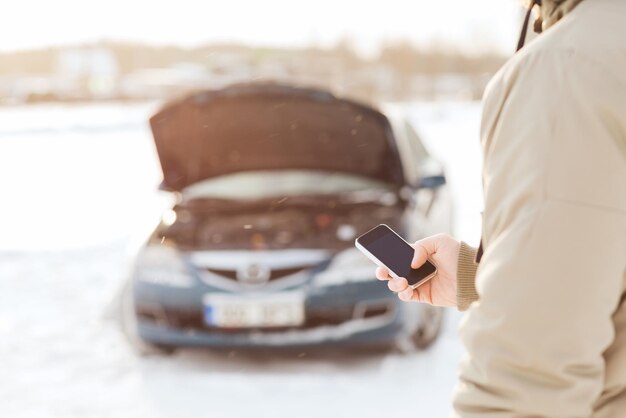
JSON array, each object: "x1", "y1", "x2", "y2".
[
  {"x1": 133, "y1": 280, "x2": 404, "y2": 347},
  {"x1": 136, "y1": 309, "x2": 402, "y2": 348}
]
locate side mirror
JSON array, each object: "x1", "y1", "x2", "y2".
[{"x1": 418, "y1": 175, "x2": 446, "y2": 190}]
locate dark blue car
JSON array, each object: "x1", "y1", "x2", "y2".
[{"x1": 128, "y1": 83, "x2": 452, "y2": 352}]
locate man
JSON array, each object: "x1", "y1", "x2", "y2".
[{"x1": 376, "y1": 0, "x2": 626, "y2": 416}]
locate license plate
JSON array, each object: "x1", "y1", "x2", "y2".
[{"x1": 203, "y1": 292, "x2": 305, "y2": 328}]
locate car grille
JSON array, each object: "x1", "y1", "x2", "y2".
[
  {"x1": 136, "y1": 303, "x2": 391, "y2": 333},
  {"x1": 204, "y1": 266, "x2": 309, "y2": 282}
]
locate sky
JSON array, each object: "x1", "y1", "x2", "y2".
[{"x1": 1, "y1": 0, "x2": 522, "y2": 55}]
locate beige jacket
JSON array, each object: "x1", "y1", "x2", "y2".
[{"x1": 453, "y1": 0, "x2": 626, "y2": 416}]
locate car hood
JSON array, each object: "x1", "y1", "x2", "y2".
[{"x1": 149, "y1": 83, "x2": 406, "y2": 191}]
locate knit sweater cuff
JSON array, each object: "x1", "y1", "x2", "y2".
[{"x1": 457, "y1": 241, "x2": 480, "y2": 311}]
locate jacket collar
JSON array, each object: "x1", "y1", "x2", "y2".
[{"x1": 540, "y1": 0, "x2": 585, "y2": 29}]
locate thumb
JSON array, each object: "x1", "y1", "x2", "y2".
[{"x1": 411, "y1": 235, "x2": 439, "y2": 268}]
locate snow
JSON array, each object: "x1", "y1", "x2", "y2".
[{"x1": 0, "y1": 101, "x2": 483, "y2": 418}]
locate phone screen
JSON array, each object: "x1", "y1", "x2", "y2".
[{"x1": 357, "y1": 225, "x2": 436, "y2": 286}]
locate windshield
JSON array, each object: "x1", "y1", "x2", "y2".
[{"x1": 182, "y1": 170, "x2": 394, "y2": 200}]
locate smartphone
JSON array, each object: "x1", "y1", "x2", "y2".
[{"x1": 355, "y1": 224, "x2": 437, "y2": 288}]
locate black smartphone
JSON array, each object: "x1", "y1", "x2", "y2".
[{"x1": 355, "y1": 224, "x2": 437, "y2": 288}]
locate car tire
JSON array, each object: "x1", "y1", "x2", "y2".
[
  {"x1": 140, "y1": 342, "x2": 177, "y2": 356},
  {"x1": 411, "y1": 305, "x2": 444, "y2": 349},
  {"x1": 395, "y1": 304, "x2": 445, "y2": 353},
  {"x1": 118, "y1": 279, "x2": 178, "y2": 356}
]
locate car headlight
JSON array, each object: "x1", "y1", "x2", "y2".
[
  {"x1": 134, "y1": 244, "x2": 194, "y2": 287},
  {"x1": 314, "y1": 248, "x2": 377, "y2": 287}
]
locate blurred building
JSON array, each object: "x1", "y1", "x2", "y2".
[
  {"x1": 55, "y1": 48, "x2": 120, "y2": 99},
  {"x1": 0, "y1": 42, "x2": 503, "y2": 104}
]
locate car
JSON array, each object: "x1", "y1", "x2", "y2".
[{"x1": 127, "y1": 82, "x2": 453, "y2": 353}]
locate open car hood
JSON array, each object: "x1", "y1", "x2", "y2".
[{"x1": 149, "y1": 83, "x2": 406, "y2": 191}]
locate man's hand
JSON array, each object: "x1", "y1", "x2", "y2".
[{"x1": 375, "y1": 233, "x2": 460, "y2": 307}]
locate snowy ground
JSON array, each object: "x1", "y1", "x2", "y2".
[{"x1": 0, "y1": 101, "x2": 483, "y2": 418}]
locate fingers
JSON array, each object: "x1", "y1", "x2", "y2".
[
  {"x1": 381, "y1": 273, "x2": 422, "y2": 303},
  {"x1": 398, "y1": 287, "x2": 416, "y2": 301},
  {"x1": 382, "y1": 273, "x2": 433, "y2": 304},
  {"x1": 411, "y1": 245, "x2": 429, "y2": 269},
  {"x1": 389, "y1": 277, "x2": 419, "y2": 302},
  {"x1": 375, "y1": 266, "x2": 390, "y2": 281},
  {"x1": 387, "y1": 277, "x2": 408, "y2": 292},
  {"x1": 399, "y1": 283, "x2": 432, "y2": 304},
  {"x1": 411, "y1": 235, "x2": 442, "y2": 268}
]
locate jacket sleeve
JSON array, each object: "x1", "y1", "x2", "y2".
[
  {"x1": 457, "y1": 242, "x2": 479, "y2": 311},
  {"x1": 453, "y1": 49, "x2": 626, "y2": 417}
]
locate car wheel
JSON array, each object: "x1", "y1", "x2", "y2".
[
  {"x1": 411, "y1": 305, "x2": 444, "y2": 349},
  {"x1": 395, "y1": 304, "x2": 444, "y2": 353},
  {"x1": 118, "y1": 279, "x2": 177, "y2": 356},
  {"x1": 141, "y1": 342, "x2": 177, "y2": 356}
]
